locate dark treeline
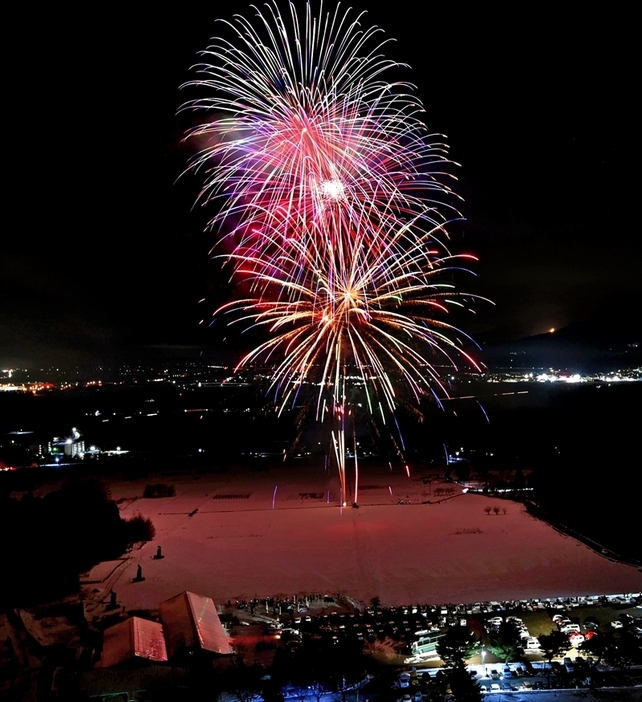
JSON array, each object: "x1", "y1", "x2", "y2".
[
  {"x1": 0, "y1": 477, "x2": 153, "y2": 606},
  {"x1": 410, "y1": 381, "x2": 642, "y2": 562},
  {"x1": 529, "y1": 454, "x2": 640, "y2": 562}
]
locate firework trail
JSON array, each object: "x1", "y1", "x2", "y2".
[{"x1": 181, "y1": 1, "x2": 486, "y2": 504}]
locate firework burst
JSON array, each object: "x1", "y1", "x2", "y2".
[{"x1": 181, "y1": 1, "x2": 486, "y2": 504}]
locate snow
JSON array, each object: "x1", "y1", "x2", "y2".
[{"x1": 90, "y1": 463, "x2": 642, "y2": 611}]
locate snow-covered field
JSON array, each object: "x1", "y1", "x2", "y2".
[{"x1": 94, "y1": 463, "x2": 641, "y2": 611}]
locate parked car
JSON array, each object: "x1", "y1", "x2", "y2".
[
  {"x1": 561, "y1": 624, "x2": 581, "y2": 634},
  {"x1": 399, "y1": 673, "x2": 411, "y2": 688}
]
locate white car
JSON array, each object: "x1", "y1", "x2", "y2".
[
  {"x1": 561, "y1": 624, "x2": 581, "y2": 634},
  {"x1": 525, "y1": 637, "x2": 541, "y2": 649}
]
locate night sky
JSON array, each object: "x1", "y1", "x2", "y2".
[{"x1": 3, "y1": 2, "x2": 638, "y2": 368}]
